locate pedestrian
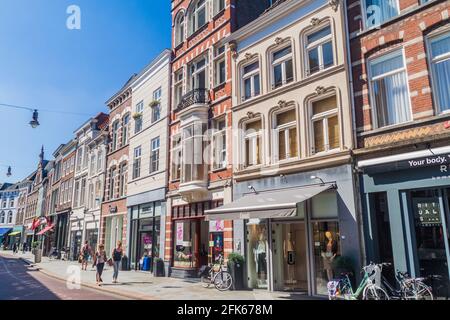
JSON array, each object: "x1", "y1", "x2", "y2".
[
  {"x1": 92, "y1": 244, "x2": 107, "y2": 286},
  {"x1": 81, "y1": 241, "x2": 91, "y2": 271},
  {"x1": 112, "y1": 241, "x2": 123, "y2": 284},
  {"x1": 12, "y1": 242, "x2": 17, "y2": 254},
  {"x1": 22, "y1": 242, "x2": 27, "y2": 253}
]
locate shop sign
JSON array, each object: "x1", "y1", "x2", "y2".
[
  {"x1": 209, "y1": 220, "x2": 224, "y2": 232},
  {"x1": 176, "y1": 222, "x2": 184, "y2": 246},
  {"x1": 408, "y1": 154, "x2": 450, "y2": 169},
  {"x1": 413, "y1": 198, "x2": 442, "y2": 227},
  {"x1": 109, "y1": 206, "x2": 118, "y2": 214}
]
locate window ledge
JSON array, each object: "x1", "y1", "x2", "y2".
[
  {"x1": 212, "y1": 9, "x2": 225, "y2": 21},
  {"x1": 213, "y1": 82, "x2": 226, "y2": 91},
  {"x1": 187, "y1": 23, "x2": 209, "y2": 42}
]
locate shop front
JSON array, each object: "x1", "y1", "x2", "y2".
[
  {"x1": 54, "y1": 212, "x2": 69, "y2": 252},
  {"x1": 104, "y1": 214, "x2": 124, "y2": 258},
  {"x1": 205, "y1": 165, "x2": 361, "y2": 296},
  {"x1": 8, "y1": 226, "x2": 23, "y2": 250},
  {"x1": 170, "y1": 200, "x2": 223, "y2": 278},
  {"x1": 359, "y1": 148, "x2": 450, "y2": 298}
]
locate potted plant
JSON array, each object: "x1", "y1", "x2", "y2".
[
  {"x1": 148, "y1": 100, "x2": 160, "y2": 108},
  {"x1": 332, "y1": 256, "x2": 355, "y2": 286},
  {"x1": 227, "y1": 252, "x2": 245, "y2": 290},
  {"x1": 132, "y1": 112, "x2": 142, "y2": 120},
  {"x1": 153, "y1": 258, "x2": 165, "y2": 277},
  {"x1": 32, "y1": 241, "x2": 42, "y2": 263}
]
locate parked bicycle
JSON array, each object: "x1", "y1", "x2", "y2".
[
  {"x1": 381, "y1": 266, "x2": 433, "y2": 300},
  {"x1": 328, "y1": 262, "x2": 390, "y2": 300},
  {"x1": 48, "y1": 247, "x2": 59, "y2": 260},
  {"x1": 200, "y1": 254, "x2": 233, "y2": 291}
]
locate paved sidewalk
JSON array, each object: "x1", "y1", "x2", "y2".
[{"x1": 0, "y1": 250, "x2": 322, "y2": 300}]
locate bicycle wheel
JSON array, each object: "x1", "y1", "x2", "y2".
[
  {"x1": 214, "y1": 271, "x2": 233, "y2": 291},
  {"x1": 413, "y1": 281, "x2": 433, "y2": 300},
  {"x1": 363, "y1": 285, "x2": 390, "y2": 300}
]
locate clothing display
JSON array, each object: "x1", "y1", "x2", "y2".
[
  {"x1": 287, "y1": 251, "x2": 296, "y2": 265},
  {"x1": 255, "y1": 240, "x2": 267, "y2": 279}
]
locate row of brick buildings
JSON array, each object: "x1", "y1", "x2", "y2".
[{"x1": 2, "y1": 0, "x2": 450, "y2": 297}]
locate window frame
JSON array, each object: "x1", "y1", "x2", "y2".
[
  {"x1": 190, "y1": 0, "x2": 208, "y2": 35},
  {"x1": 243, "y1": 119, "x2": 263, "y2": 168},
  {"x1": 150, "y1": 137, "x2": 161, "y2": 173},
  {"x1": 272, "y1": 108, "x2": 299, "y2": 162},
  {"x1": 111, "y1": 121, "x2": 120, "y2": 151},
  {"x1": 214, "y1": 45, "x2": 227, "y2": 87},
  {"x1": 189, "y1": 55, "x2": 208, "y2": 91},
  {"x1": 171, "y1": 134, "x2": 182, "y2": 182},
  {"x1": 361, "y1": 0, "x2": 400, "y2": 30},
  {"x1": 174, "y1": 69, "x2": 184, "y2": 107},
  {"x1": 270, "y1": 43, "x2": 295, "y2": 90},
  {"x1": 135, "y1": 101, "x2": 144, "y2": 134},
  {"x1": 133, "y1": 146, "x2": 142, "y2": 180},
  {"x1": 241, "y1": 60, "x2": 261, "y2": 102},
  {"x1": 152, "y1": 88, "x2": 162, "y2": 123},
  {"x1": 212, "y1": 117, "x2": 227, "y2": 170},
  {"x1": 304, "y1": 24, "x2": 335, "y2": 76},
  {"x1": 175, "y1": 11, "x2": 185, "y2": 47},
  {"x1": 122, "y1": 113, "x2": 130, "y2": 146}
]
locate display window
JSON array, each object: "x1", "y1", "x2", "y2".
[
  {"x1": 174, "y1": 220, "x2": 196, "y2": 268},
  {"x1": 246, "y1": 219, "x2": 269, "y2": 289}
]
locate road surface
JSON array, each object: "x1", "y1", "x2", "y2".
[{"x1": 0, "y1": 253, "x2": 124, "y2": 300}]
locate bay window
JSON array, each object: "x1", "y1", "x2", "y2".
[
  {"x1": 171, "y1": 135, "x2": 182, "y2": 181},
  {"x1": 311, "y1": 95, "x2": 340, "y2": 154},
  {"x1": 271, "y1": 45, "x2": 294, "y2": 89},
  {"x1": 174, "y1": 70, "x2": 184, "y2": 107},
  {"x1": 182, "y1": 123, "x2": 207, "y2": 183},
  {"x1": 242, "y1": 61, "x2": 261, "y2": 101},
  {"x1": 429, "y1": 31, "x2": 450, "y2": 113},
  {"x1": 133, "y1": 146, "x2": 142, "y2": 180},
  {"x1": 244, "y1": 120, "x2": 262, "y2": 167},
  {"x1": 212, "y1": 118, "x2": 227, "y2": 170},
  {"x1": 363, "y1": 0, "x2": 399, "y2": 29},
  {"x1": 369, "y1": 50, "x2": 411, "y2": 128},
  {"x1": 306, "y1": 25, "x2": 334, "y2": 75},
  {"x1": 150, "y1": 137, "x2": 160, "y2": 173},
  {"x1": 274, "y1": 109, "x2": 298, "y2": 161}
]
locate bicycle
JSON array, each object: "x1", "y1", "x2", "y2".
[
  {"x1": 200, "y1": 255, "x2": 233, "y2": 291},
  {"x1": 393, "y1": 271, "x2": 433, "y2": 300},
  {"x1": 328, "y1": 262, "x2": 390, "y2": 300},
  {"x1": 48, "y1": 247, "x2": 59, "y2": 260}
]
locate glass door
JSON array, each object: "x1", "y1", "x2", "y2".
[{"x1": 272, "y1": 222, "x2": 308, "y2": 292}]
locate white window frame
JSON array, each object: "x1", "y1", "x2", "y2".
[
  {"x1": 305, "y1": 24, "x2": 334, "y2": 76},
  {"x1": 241, "y1": 60, "x2": 261, "y2": 102},
  {"x1": 171, "y1": 134, "x2": 182, "y2": 181},
  {"x1": 309, "y1": 95, "x2": 341, "y2": 155},
  {"x1": 135, "y1": 101, "x2": 144, "y2": 133},
  {"x1": 427, "y1": 30, "x2": 450, "y2": 114},
  {"x1": 361, "y1": 0, "x2": 400, "y2": 30},
  {"x1": 122, "y1": 113, "x2": 130, "y2": 146},
  {"x1": 212, "y1": 117, "x2": 227, "y2": 170},
  {"x1": 270, "y1": 44, "x2": 294, "y2": 90},
  {"x1": 213, "y1": 0, "x2": 226, "y2": 16},
  {"x1": 367, "y1": 48, "x2": 412, "y2": 129},
  {"x1": 189, "y1": 56, "x2": 208, "y2": 90},
  {"x1": 243, "y1": 120, "x2": 262, "y2": 168},
  {"x1": 190, "y1": 0, "x2": 208, "y2": 35},
  {"x1": 112, "y1": 121, "x2": 120, "y2": 151},
  {"x1": 133, "y1": 146, "x2": 142, "y2": 180},
  {"x1": 214, "y1": 45, "x2": 226, "y2": 87},
  {"x1": 272, "y1": 108, "x2": 299, "y2": 162},
  {"x1": 150, "y1": 137, "x2": 161, "y2": 173},
  {"x1": 152, "y1": 88, "x2": 162, "y2": 123},
  {"x1": 174, "y1": 69, "x2": 184, "y2": 107},
  {"x1": 175, "y1": 12, "x2": 185, "y2": 46}
]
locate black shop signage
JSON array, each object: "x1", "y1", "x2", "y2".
[
  {"x1": 413, "y1": 198, "x2": 442, "y2": 227},
  {"x1": 407, "y1": 154, "x2": 450, "y2": 169},
  {"x1": 363, "y1": 153, "x2": 450, "y2": 174}
]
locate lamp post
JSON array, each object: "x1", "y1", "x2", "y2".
[{"x1": 0, "y1": 103, "x2": 40, "y2": 128}]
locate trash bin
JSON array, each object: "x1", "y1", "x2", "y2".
[
  {"x1": 142, "y1": 256, "x2": 151, "y2": 271},
  {"x1": 153, "y1": 259, "x2": 165, "y2": 277},
  {"x1": 228, "y1": 260, "x2": 244, "y2": 290},
  {"x1": 121, "y1": 255, "x2": 129, "y2": 271}
]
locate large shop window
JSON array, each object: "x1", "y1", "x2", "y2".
[
  {"x1": 369, "y1": 50, "x2": 411, "y2": 128},
  {"x1": 306, "y1": 25, "x2": 334, "y2": 75},
  {"x1": 274, "y1": 109, "x2": 298, "y2": 161},
  {"x1": 311, "y1": 95, "x2": 340, "y2": 154},
  {"x1": 271, "y1": 45, "x2": 294, "y2": 89},
  {"x1": 174, "y1": 220, "x2": 196, "y2": 268},
  {"x1": 182, "y1": 123, "x2": 207, "y2": 183},
  {"x1": 244, "y1": 120, "x2": 262, "y2": 167},
  {"x1": 363, "y1": 0, "x2": 399, "y2": 29},
  {"x1": 429, "y1": 31, "x2": 450, "y2": 113},
  {"x1": 247, "y1": 220, "x2": 269, "y2": 289}
]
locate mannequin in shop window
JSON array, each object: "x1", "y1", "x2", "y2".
[
  {"x1": 253, "y1": 230, "x2": 267, "y2": 286},
  {"x1": 284, "y1": 232, "x2": 296, "y2": 285},
  {"x1": 321, "y1": 231, "x2": 338, "y2": 281}
]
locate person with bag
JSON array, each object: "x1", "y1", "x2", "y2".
[
  {"x1": 92, "y1": 244, "x2": 107, "y2": 286},
  {"x1": 111, "y1": 241, "x2": 123, "y2": 284},
  {"x1": 80, "y1": 241, "x2": 91, "y2": 271}
]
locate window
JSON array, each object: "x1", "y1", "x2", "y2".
[
  {"x1": 7, "y1": 211, "x2": 13, "y2": 224},
  {"x1": 182, "y1": 123, "x2": 207, "y2": 183},
  {"x1": 171, "y1": 135, "x2": 182, "y2": 181},
  {"x1": 190, "y1": 0, "x2": 207, "y2": 35},
  {"x1": 214, "y1": 45, "x2": 226, "y2": 86},
  {"x1": 90, "y1": 153, "x2": 96, "y2": 175},
  {"x1": 214, "y1": 0, "x2": 225, "y2": 15},
  {"x1": 83, "y1": 147, "x2": 89, "y2": 169},
  {"x1": 97, "y1": 150, "x2": 103, "y2": 172},
  {"x1": 174, "y1": 70, "x2": 184, "y2": 107},
  {"x1": 363, "y1": 0, "x2": 399, "y2": 29},
  {"x1": 133, "y1": 146, "x2": 142, "y2": 180},
  {"x1": 429, "y1": 32, "x2": 450, "y2": 113},
  {"x1": 76, "y1": 148, "x2": 83, "y2": 171},
  {"x1": 311, "y1": 96, "x2": 340, "y2": 154},
  {"x1": 88, "y1": 183, "x2": 94, "y2": 209},
  {"x1": 0, "y1": 211, "x2": 4, "y2": 224},
  {"x1": 274, "y1": 109, "x2": 298, "y2": 161},
  {"x1": 9, "y1": 200, "x2": 14, "y2": 208},
  {"x1": 95, "y1": 180, "x2": 102, "y2": 208},
  {"x1": 242, "y1": 61, "x2": 261, "y2": 101},
  {"x1": 122, "y1": 113, "x2": 130, "y2": 146},
  {"x1": 135, "y1": 101, "x2": 144, "y2": 133},
  {"x1": 175, "y1": 12, "x2": 185, "y2": 46},
  {"x1": 109, "y1": 168, "x2": 116, "y2": 200},
  {"x1": 119, "y1": 163, "x2": 127, "y2": 197},
  {"x1": 306, "y1": 25, "x2": 334, "y2": 75},
  {"x1": 271, "y1": 45, "x2": 294, "y2": 89},
  {"x1": 369, "y1": 50, "x2": 411, "y2": 128},
  {"x1": 244, "y1": 120, "x2": 262, "y2": 167},
  {"x1": 80, "y1": 178, "x2": 86, "y2": 206},
  {"x1": 189, "y1": 56, "x2": 208, "y2": 90},
  {"x1": 152, "y1": 88, "x2": 162, "y2": 123},
  {"x1": 112, "y1": 121, "x2": 120, "y2": 150},
  {"x1": 213, "y1": 118, "x2": 227, "y2": 170},
  {"x1": 151, "y1": 137, "x2": 161, "y2": 173},
  {"x1": 74, "y1": 180, "x2": 80, "y2": 207}
]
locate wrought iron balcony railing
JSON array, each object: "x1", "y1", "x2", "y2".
[{"x1": 176, "y1": 88, "x2": 210, "y2": 112}]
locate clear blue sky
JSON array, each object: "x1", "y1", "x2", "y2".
[{"x1": 0, "y1": 0, "x2": 171, "y2": 183}]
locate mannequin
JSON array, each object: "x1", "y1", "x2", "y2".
[
  {"x1": 283, "y1": 232, "x2": 296, "y2": 285},
  {"x1": 321, "y1": 231, "x2": 338, "y2": 281},
  {"x1": 253, "y1": 230, "x2": 267, "y2": 287}
]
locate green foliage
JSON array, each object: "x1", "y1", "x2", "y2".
[
  {"x1": 332, "y1": 256, "x2": 354, "y2": 273},
  {"x1": 32, "y1": 241, "x2": 41, "y2": 249},
  {"x1": 227, "y1": 252, "x2": 245, "y2": 265}
]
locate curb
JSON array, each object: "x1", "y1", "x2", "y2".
[{"x1": 18, "y1": 256, "x2": 159, "y2": 300}]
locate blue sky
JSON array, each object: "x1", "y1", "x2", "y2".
[{"x1": 0, "y1": 0, "x2": 171, "y2": 183}]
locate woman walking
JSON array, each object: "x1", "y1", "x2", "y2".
[
  {"x1": 92, "y1": 244, "x2": 107, "y2": 286},
  {"x1": 112, "y1": 241, "x2": 123, "y2": 284},
  {"x1": 81, "y1": 241, "x2": 91, "y2": 271}
]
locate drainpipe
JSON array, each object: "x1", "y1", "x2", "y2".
[{"x1": 342, "y1": 1, "x2": 367, "y2": 270}]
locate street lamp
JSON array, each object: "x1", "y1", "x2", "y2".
[
  {"x1": 29, "y1": 109, "x2": 40, "y2": 128},
  {"x1": 310, "y1": 175, "x2": 326, "y2": 185},
  {"x1": 6, "y1": 166, "x2": 12, "y2": 177},
  {"x1": 0, "y1": 103, "x2": 40, "y2": 128}
]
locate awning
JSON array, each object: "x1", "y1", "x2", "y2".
[
  {"x1": 36, "y1": 224, "x2": 54, "y2": 236},
  {"x1": 205, "y1": 184, "x2": 335, "y2": 221},
  {"x1": 0, "y1": 228, "x2": 12, "y2": 237},
  {"x1": 8, "y1": 231, "x2": 21, "y2": 236}
]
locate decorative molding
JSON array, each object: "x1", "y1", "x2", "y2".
[
  {"x1": 275, "y1": 37, "x2": 284, "y2": 45},
  {"x1": 315, "y1": 86, "x2": 328, "y2": 95},
  {"x1": 244, "y1": 53, "x2": 254, "y2": 60},
  {"x1": 310, "y1": 18, "x2": 321, "y2": 26},
  {"x1": 329, "y1": 0, "x2": 340, "y2": 12},
  {"x1": 229, "y1": 41, "x2": 238, "y2": 59},
  {"x1": 277, "y1": 100, "x2": 288, "y2": 109},
  {"x1": 247, "y1": 111, "x2": 256, "y2": 119}
]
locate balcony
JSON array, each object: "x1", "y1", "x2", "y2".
[{"x1": 176, "y1": 88, "x2": 210, "y2": 113}]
